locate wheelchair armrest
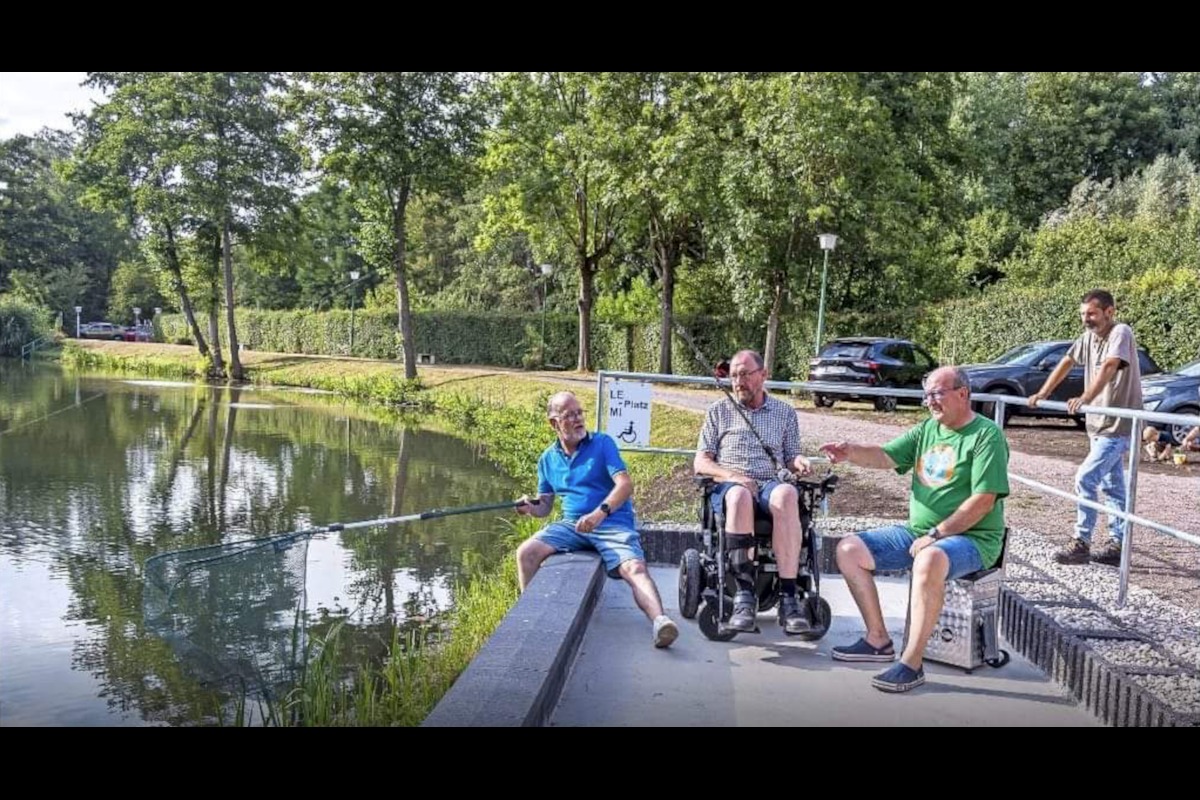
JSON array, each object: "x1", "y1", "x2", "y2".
[
  {"x1": 793, "y1": 473, "x2": 839, "y2": 497},
  {"x1": 693, "y1": 475, "x2": 716, "y2": 491}
]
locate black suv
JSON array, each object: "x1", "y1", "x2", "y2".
[
  {"x1": 960, "y1": 340, "x2": 1162, "y2": 426},
  {"x1": 808, "y1": 337, "x2": 938, "y2": 412}
]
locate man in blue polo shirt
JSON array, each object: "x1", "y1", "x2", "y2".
[{"x1": 516, "y1": 391, "x2": 679, "y2": 649}]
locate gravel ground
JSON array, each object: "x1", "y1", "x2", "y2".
[{"x1": 1089, "y1": 639, "x2": 1179, "y2": 669}]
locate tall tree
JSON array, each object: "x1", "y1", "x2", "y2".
[
  {"x1": 177, "y1": 72, "x2": 299, "y2": 380},
  {"x1": 481, "y1": 72, "x2": 632, "y2": 372},
  {"x1": 612, "y1": 72, "x2": 716, "y2": 374},
  {"x1": 71, "y1": 73, "x2": 299, "y2": 378},
  {"x1": 296, "y1": 72, "x2": 485, "y2": 379},
  {"x1": 70, "y1": 73, "x2": 211, "y2": 359},
  {"x1": 1, "y1": 131, "x2": 131, "y2": 322}
]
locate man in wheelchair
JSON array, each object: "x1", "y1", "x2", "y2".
[
  {"x1": 692, "y1": 349, "x2": 817, "y2": 636},
  {"x1": 819, "y1": 366, "x2": 1010, "y2": 692}
]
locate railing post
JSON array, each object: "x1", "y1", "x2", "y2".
[
  {"x1": 1118, "y1": 418, "x2": 1142, "y2": 608},
  {"x1": 994, "y1": 397, "x2": 1007, "y2": 427},
  {"x1": 594, "y1": 372, "x2": 606, "y2": 434}
]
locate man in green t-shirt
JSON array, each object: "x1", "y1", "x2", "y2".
[{"x1": 819, "y1": 366, "x2": 1010, "y2": 693}]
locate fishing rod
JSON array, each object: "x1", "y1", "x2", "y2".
[
  {"x1": 146, "y1": 499, "x2": 528, "y2": 576},
  {"x1": 672, "y1": 321, "x2": 801, "y2": 484}
]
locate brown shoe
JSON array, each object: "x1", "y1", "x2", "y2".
[
  {"x1": 1054, "y1": 538, "x2": 1090, "y2": 565},
  {"x1": 1091, "y1": 540, "x2": 1123, "y2": 567}
]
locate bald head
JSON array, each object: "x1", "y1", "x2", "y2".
[
  {"x1": 547, "y1": 391, "x2": 577, "y2": 418},
  {"x1": 924, "y1": 366, "x2": 968, "y2": 392}
]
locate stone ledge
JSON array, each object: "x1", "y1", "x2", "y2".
[
  {"x1": 1000, "y1": 582, "x2": 1200, "y2": 726},
  {"x1": 421, "y1": 551, "x2": 605, "y2": 727}
]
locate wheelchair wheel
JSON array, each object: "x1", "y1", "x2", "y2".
[
  {"x1": 698, "y1": 601, "x2": 738, "y2": 642},
  {"x1": 678, "y1": 549, "x2": 702, "y2": 620},
  {"x1": 798, "y1": 595, "x2": 832, "y2": 641}
]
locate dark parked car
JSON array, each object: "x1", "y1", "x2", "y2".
[
  {"x1": 1142, "y1": 358, "x2": 1200, "y2": 444},
  {"x1": 960, "y1": 340, "x2": 1162, "y2": 427},
  {"x1": 79, "y1": 322, "x2": 127, "y2": 341},
  {"x1": 808, "y1": 337, "x2": 939, "y2": 412}
]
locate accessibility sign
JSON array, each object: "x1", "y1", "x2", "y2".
[{"x1": 605, "y1": 380, "x2": 652, "y2": 446}]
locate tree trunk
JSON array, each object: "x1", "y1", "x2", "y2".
[
  {"x1": 654, "y1": 237, "x2": 679, "y2": 375},
  {"x1": 764, "y1": 271, "x2": 785, "y2": 378},
  {"x1": 207, "y1": 280, "x2": 225, "y2": 380},
  {"x1": 577, "y1": 260, "x2": 594, "y2": 372},
  {"x1": 392, "y1": 186, "x2": 416, "y2": 380},
  {"x1": 219, "y1": 386, "x2": 240, "y2": 531},
  {"x1": 221, "y1": 216, "x2": 244, "y2": 381},
  {"x1": 385, "y1": 426, "x2": 411, "y2": 617},
  {"x1": 162, "y1": 223, "x2": 209, "y2": 357}
]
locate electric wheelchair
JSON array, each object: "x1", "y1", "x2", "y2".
[{"x1": 679, "y1": 474, "x2": 838, "y2": 641}]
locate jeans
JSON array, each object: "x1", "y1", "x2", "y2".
[{"x1": 1075, "y1": 435, "x2": 1130, "y2": 544}]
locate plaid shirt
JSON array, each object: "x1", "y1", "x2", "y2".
[{"x1": 697, "y1": 394, "x2": 802, "y2": 481}]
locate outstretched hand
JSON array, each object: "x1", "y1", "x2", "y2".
[{"x1": 819, "y1": 442, "x2": 851, "y2": 464}]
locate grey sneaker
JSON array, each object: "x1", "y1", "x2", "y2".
[
  {"x1": 1091, "y1": 540, "x2": 1123, "y2": 567},
  {"x1": 727, "y1": 590, "x2": 757, "y2": 631},
  {"x1": 1054, "y1": 538, "x2": 1090, "y2": 565},
  {"x1": 778, "y1": 594, "x2": 811, "y2": 635},
  {"x1": 653, "y1": 615, "x2": 679, "y2": 648}
]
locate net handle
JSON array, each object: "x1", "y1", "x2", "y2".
[{"x1": 147, "y1": 498, "x2": 529, "y2": 569}]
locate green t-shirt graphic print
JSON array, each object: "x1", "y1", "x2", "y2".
[{"x1": 881, "y1": 415, "x2": 1010, "y2": 568}]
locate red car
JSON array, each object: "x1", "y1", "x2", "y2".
[{"x1": 122, "y1": 324, "x2": 152, "y2": 342}]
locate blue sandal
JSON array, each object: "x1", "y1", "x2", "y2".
[
  {"x1": 871, "y1": 662, "x2": 925, "y2": 693},
  {"x1": 831, "y1": 637, "x2": 896, "y2": 662}
]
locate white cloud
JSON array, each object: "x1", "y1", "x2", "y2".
[{"x1": 0, "y1": 72, "x2": 99, "y2": 139}]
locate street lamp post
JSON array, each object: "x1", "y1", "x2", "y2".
[
  {"x1": 539, "y1": 263, "x2": 553, "y2": 361},
  {"x1": 815, "y1": 234, "x2": 839, "y2": 356},
  {"x1": 348, "y1": 270, "x2": 360, "y2": 355},
  {"x1": 74, "y1": 306, "x2": 82, "y2": 339}
]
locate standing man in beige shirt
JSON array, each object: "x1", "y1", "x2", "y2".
[{"x1": 1029, "y1": 289, "x2": 1142, "y2": 566}]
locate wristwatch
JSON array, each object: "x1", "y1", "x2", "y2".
[
  {"x1": 928, "y1": 526, "x2": 942, "y2": 541},
  {"x1": 599, "y1": 502, "x2": 611, "y2": 516}
]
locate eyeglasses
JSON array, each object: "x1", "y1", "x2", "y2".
[
  {"x1": 553, "y1": 409, "x2": 585, "y2": 421},
  {"x1": 729, "y1": 368, "x2": 763, "y2": 382},
  {"x1": 923, "y1": 387, "x2": 965, "y2": 403}
]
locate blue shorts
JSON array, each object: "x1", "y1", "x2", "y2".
[
  {"x1": 534, "y1": 520, "x2": 645, "y2": 578},
  {"x1": 856, "y1": 525, "x2": 983, "y2": 579},
  {"x1": 709, "y1": 479, "x2": 787, "y2": 521}
]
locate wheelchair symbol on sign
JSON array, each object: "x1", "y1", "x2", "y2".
[{"x1": 617, "y1": 420, "x2": 638, "y2": 443}]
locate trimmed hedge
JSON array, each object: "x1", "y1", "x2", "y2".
[
  {"x1": 938, "y1": 268, "x2": 1200, "y2": 371},
  {"x1": 156, "y1": 306, "x2": 947, "y2": 379}
]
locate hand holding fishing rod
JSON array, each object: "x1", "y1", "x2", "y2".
[{"x1": 515, "y1": 493, "x2": 550, "y2": 517}]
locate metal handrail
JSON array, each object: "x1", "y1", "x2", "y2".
[
  {"x1": 594, "y1": 369, "x2": 1200, "y2": 607},
  {"x1": 19, "y1": 337, "x2": 47, "y2": 360}
]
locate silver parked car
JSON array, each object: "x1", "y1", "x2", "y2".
[{"x1": 79, "y1": 322, "x2": 127, "y2": 340}]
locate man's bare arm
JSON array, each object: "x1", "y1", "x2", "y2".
[
  {"x1": 818, "y1": 442, "x2": 896, "y2": 470},
  {"x1": 1029, "y1": 356, "x2": 1076, "y2": 408}
]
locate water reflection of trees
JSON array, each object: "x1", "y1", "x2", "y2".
[{"x1": 0, "y1": 366, "x2": 520, "y2": 724}]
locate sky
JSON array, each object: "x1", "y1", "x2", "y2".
[{"x1": 0, "y1": 72, "x2": 99, "y2": 139}]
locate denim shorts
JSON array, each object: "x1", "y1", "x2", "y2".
[
  {"x1": 535, "y1": 520, "x2": 645, "y2": 577},
  {"x1": 709, "y1": 479, "x2": 787, "y2": 521},
  {"x1": 857, "y1": 525, "x2": 983, "y2": 579}
]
